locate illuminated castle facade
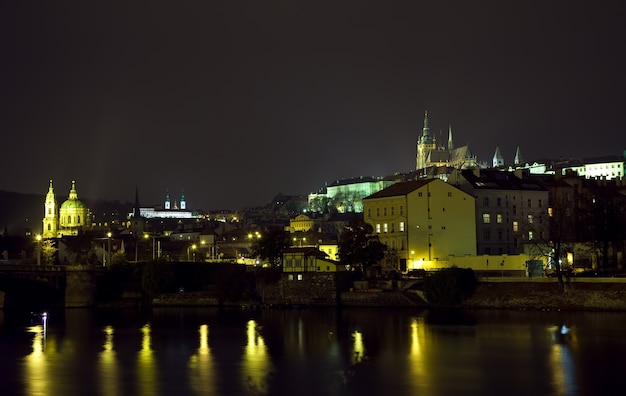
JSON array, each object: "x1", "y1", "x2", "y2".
[
  {"x1": 42, "y1": 180, "x2": 90, "y2": 238},
  {"x1": 416, "y1": 111, "x2": 478, "y2": 171}
]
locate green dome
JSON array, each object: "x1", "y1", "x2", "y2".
[{"x1": 61, "y1": 198, "x2": 87, "y2": 209}]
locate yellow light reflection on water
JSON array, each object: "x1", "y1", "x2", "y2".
[
  {"x1": 351, "y1": 330, "x2": 366, "y2": 365},
  {"x1": 243, "y1": 320, "x2": 272, "y2": 395},
  {"x1": 137, "y1": 324, "x2": 156, "y2": 396},
  {"x1": 408, "y1": 317, "x2": 428, "y2": 389},
  {"x1": 188, "y1": 324, "x2": 216, "y2": 394},
  {"x1": 24, "y1": 324, "x2": 49, "y2": 396},
  {"x1": 99, "y1": 325, "x2": 119, "y2": 396}
]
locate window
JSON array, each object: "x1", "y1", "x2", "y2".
[
  {"x1": 297, "y1": 274, "x2": 303, "y2": 281},
  {"x1": 528, "y1": 231, "x2": 534, "y2": 241},
  {"x1": 399, "y1": 222, "x2": 405, "y2": 232},
  {"x1": 512, "y1": 205, "x2": 517, "y2": 215},
  {"x1": 376, "y1": 223, "x2": 381, "y2": 233},
  {"x1": 548, "y1": 207, "x2": 554, "y2": 217},
  {"x1": 528, "y1": 199, "x2": 532, "y2": 208},
  {"x1": 391, "y1": 206, "x2": 395, "y2": 215},
  {"x1": 286, "y1": 259, "x2": 293, "y2": 268},
  {"x1": 513, "y1": 221, "x2": 519, "y2": 232},
  {"x1": 376, "y1": 208, "x2": 380, "y2": 216},
  {"x1": 527, "y1": 214, "x2": 533, "y2": 224},
  {"x1": 497, "y1": 230, "x2": 503, "y2": 241},
  {"x1": 295, "y1": 258, "x2": 302, "y2": 267},
  {"x1": 448, "y1": 192, "x2": 452, "y2": 197},
  {"x1": 383, "y1": 207, "x2": 387, "y2": 216},
  {"x1": 391, "y1": 223, "x2": 395, "y2": 233},
  {"x1": 288, "y1": 274, "x2": 294, "y2": 280},
  {"x1": 383, "y1": 223, "x2": 388, "y2": 233},
  {"x1": 538, "y1": 199, "x2": 543, "y2": 208},
  {"x1": 48, "y1": 208, "x2": 52, "y2": 214},
  {"x1": 483, "y1": 213, "x2": 491, "y2": 223},
  {"x1": 483, "y1": 197, "x2": 489, "y2": 207},
  {"x1": 496, "y1": 214, "x2": 503, "y2": 223},
  {"x1": 496, "y1": 198, "x2": 502, "y2": 207},
  {"x1": 418, "y1": 192, "x2": 423, "y2": 197},
  {"x1": 400, "y1": 206, "x2": 404, "y2": 215},
  {"x1": 367, "y1": 208, "x2": 371, "y2": 218},
  {"x1": 484, "y1": 230, "x2": 491, "y2": 240}
]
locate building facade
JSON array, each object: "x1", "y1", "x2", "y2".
[{"x1": 363, "y1": 179, "x2": 477, "y2": 272}]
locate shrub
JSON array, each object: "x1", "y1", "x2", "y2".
[{"x1": 422, "y1": 267, "x2": 478, "y2": 306}]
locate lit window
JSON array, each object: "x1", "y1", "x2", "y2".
[
  {"x1": 399, "y1": 222, "x2": 405, "y2": 232},
  {"x1": 383, "y1": 223, "x2": 388, "y2": 233},
  {"x1": 528, "y1": 231, "x2": 534, "y2": 241},
  {"x1": 496, "y1": 214, "x2": 503, "y2": 223},
  {"x1": 527, "y1": 214, "x2": 533, "y2": 224},
  {"x1": 548, "y1": 207, "x2": 553, "y2": 217},
  {"x1": 376, "y1": 223, "x2": 381, "y2": 233},
  {"x1": 513, "y1": 221, "x2": 519, "y2": 232},
  {"x1": 297, "y1": 274, "x2": 303, "y2": 281},
  {"x1": 483, "y1": 213, "x2": 491, "y2": 223},
  {"x1": 288, "y1": 274, "x2": 294, "y2": 280}
]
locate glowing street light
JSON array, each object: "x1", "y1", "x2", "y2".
[{"x1": 35, "y1": 234, "x2": 42, "y2": 265}]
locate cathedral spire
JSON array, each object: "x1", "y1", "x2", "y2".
[
  {"x1": 493, "y1": 146, "x2": 504, "y2": 168},
  {"x1": 514, "y1": 146, "x2": 524, "y2": 165},
  {"x1": 447, "y1": 124, "x2": 454, "y2": 150},
  {"x1": 422, "y1": 110, "x2": 430, "y2": 137}
]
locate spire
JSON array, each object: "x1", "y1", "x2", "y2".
[
  {"x1": 180, "y1": 191, "x2": 186, "y2": 210},
  {"x1": 134, "y1": 184, "x2": 141, "y2": 218},
  {"x1": 422, "y1": 110, "x2": 430, "y2": 137},
  {"x1": 447, "y1": 124, "x2": 454, "y2": 150},
  {"x1": 68, "y1": 180, "x2": 78, "y2": 200},
  {"x1": 165, "y1": 189, "x2": 171, "y2": 210},
  {"x1": 493, "y1": 146, "x2": 504, "y2": 168},
  {"x1": 514, "y1": 146, "x2": 524, "y2": 165}
]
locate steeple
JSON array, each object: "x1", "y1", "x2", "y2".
[
  {"x1": 514, "y1": 146, "x2": 524, "y2": 165},
  {"x1": 421, "y1": 110, "x2": 430, "y2": 138},
  {"x1": 492, "y1": 146, "x2": 504, "y2": 168},
  {"x1": 134, "y1": 184, "x2": 141, "y2": 218},
  {"x1": 165, "y1": 190, "x2": 171, "y2": 210},
  {"x1": 42, "y1": 179, "x2": 58, "y2": 238},
  {"x1": 180, "y1": 191, "x2": 186, "y2": 210},
  {"x1": 447, "y1": 124, "x2": 454, "y2": 150}
]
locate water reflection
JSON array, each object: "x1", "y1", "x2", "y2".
[
  {"x1": 408, "y1": 316, "x2": 427, "y2": 389},
  {"x1": 98, "y1": 325, "x2": 119, "y2": 396},
  {"x1": 188, "y1": 324, "x2": 216, "y2": 394},
  {"x1": 549, "y1": 325, "x2": 577, "y2": 395},
  {"x1": 243, "y1": 319, "x2": 272, "y2": 395},
  {"x1": 24, "y1": 320, "x2": 49, "y2": 396},
  {"x1": 137, "y1": 323, "x2": 156, "y2": 396},
  {"x1": 350, "y1": 330, "x2": 366, "y2": 364}
]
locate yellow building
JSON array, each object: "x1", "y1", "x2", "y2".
[
  {"x1": 42, "y1": 180, "x2": 90, "y2": 238},
  {"x1": 282, "y1": 247, "x2": 344, "y2": 273},
  {"x1": 363, "y1": 178, "x2": 476, "y2": 272},
  {"x1": 289, "y1": 214, "x2": 314, "y2": 232}
]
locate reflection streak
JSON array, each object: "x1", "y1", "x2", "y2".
[
  {"x1": 99, "y1": 325, "x2": 119, "y2": 396},
  {"x1": 188, "y1": 324, "x2": 216, "y2": 394},
  {"x1": 137, "y1": 324, "x2": 156, "y2": 396},
  {"x1": 243, "y1": 320, "x2": 272, "y2": 395},
  {"x1": 24, "y1": 324, "x2": 49, "y2": 396}
]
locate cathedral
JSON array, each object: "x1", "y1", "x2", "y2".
[
  {"x1": 42, "y1": 180, "x2": 90, "y2": 238},
  {"x1": 415, "y1": 111, "x2": 478, "y2": 171}
]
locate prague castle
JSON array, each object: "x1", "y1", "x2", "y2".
[{"x1": 42, "y1": 180, "x2": 90, "y2": 238}]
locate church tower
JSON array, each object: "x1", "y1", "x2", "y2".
[
  {"x1": 447, "y1": 124, "x2": 454, "y2": 150},
  {"x1": 416, "y1": 111, "x2": 436, "y2": 170},
  {"x1": 165, "y1": 191, "x2": 171, "y2": 210},
  {"x1": 514, "y1": 146, "x2": 524, "y2": 165},
  {"x1": 42, "y1": 180, "x2": 58, "y2": 238},
  {"x1": 180, "y1": 192, "x2": 186, "y2": 210},
  {"x1": 492, "y1": 146, "x2": 505, "y2": 168}
]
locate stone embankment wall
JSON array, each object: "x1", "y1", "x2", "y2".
[{"x1": 260, "y1": 273, "x2": 338, "y2": 306}]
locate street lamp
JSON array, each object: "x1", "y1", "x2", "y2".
[
  {"x1": 36, "y1": 234, "x2": 42, "y2": 265},
  {"x1": 144, "y1": 233, "x2": 156, "y2": 260},
  {"x1": 106, "y1": 232, "x2": 112, "y2": 267},
  {"x1": 187, "y1": 244, "x2": 197, "y2": 262}
]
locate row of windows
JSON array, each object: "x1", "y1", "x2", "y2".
[
  {"x1": 482, "y1": 197, "x2": 543, "y2": 208},
  {"x1": 482, "y1": 226, "x2": 541, "y2": 241},
  {"x1": 374, "y1": 221, "x2": 406, "y2": 233},
  {"x1": 483, "y1": 213, "x2": 541, "y2": 225},
  {"x1": 284, "y1": 257, "x2": 316, "y2": 268},
  {"x1": 368, "y1": 205, "x2": 405, "y2": 218}
]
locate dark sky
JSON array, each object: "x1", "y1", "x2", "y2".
[{"x1": 1, "y1": 1, "x2": 625, "y2": 210}]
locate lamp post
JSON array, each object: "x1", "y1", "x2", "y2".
[
  {"x1": 106, "y1": 232, "x2": 112, "y2": 267},
  {"x1": 36, "y1": 234, "x2": 42, "y2": 265},
  {"x1": 187, "y1": 244, "x2": 197, "y2": 262},
  {"x1": 144, "y1": 233, "x2": 156, "y2": 260}
]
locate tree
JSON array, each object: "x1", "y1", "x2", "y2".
[
  {"x1": 338, "y1": 220, "x2": 386, "y2": 277},
  {"x1": 251, "y1": 226, "x2": 292, "y2": 267}
]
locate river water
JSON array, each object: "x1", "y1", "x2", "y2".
[{"x1": 1, "y1": 306, "x2": 625, "y2": 396}]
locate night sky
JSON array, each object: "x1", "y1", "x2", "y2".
[{"x1": 2, "y1": 1, "x2": 625, "y2": 210}]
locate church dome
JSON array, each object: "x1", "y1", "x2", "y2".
[{"x1": 60, "y1": 180, "x2": 86, "y2": 209}]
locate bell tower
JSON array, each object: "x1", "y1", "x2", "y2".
[
  {"x1": 42, "y1": 180, "x2": 58, "y2": 238},
  {"x1": 416, "y1": 111, "x2": 436, "y2": 170}
]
